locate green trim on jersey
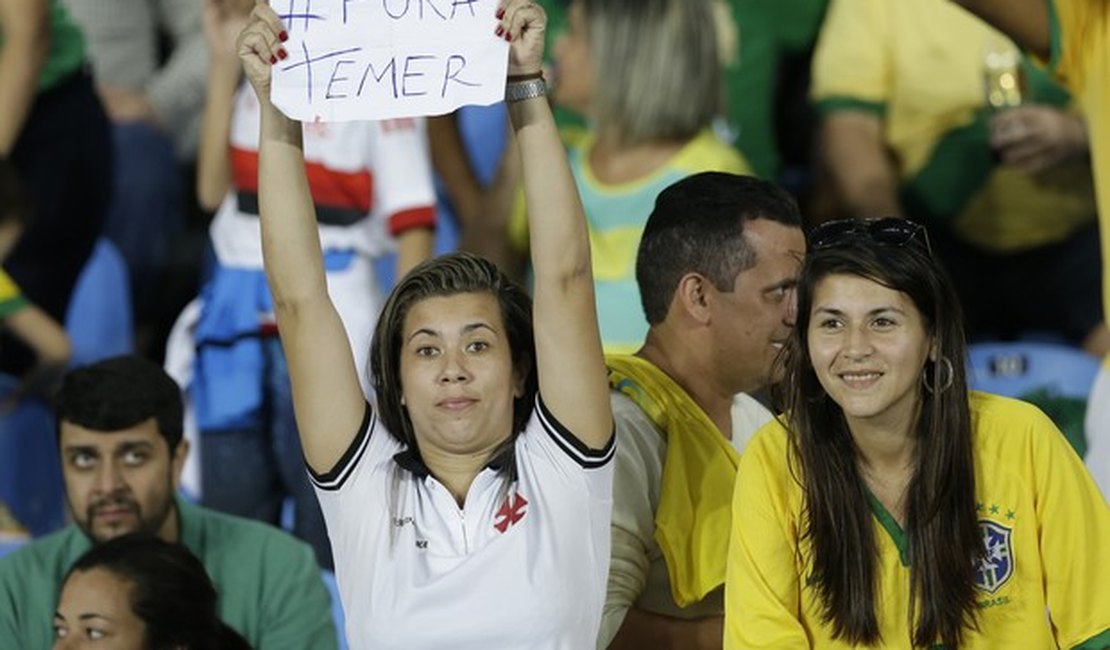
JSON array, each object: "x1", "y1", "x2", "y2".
[
  {"x1": 1073, "y1": 628, "x2": 1110, "y2": 649},
  {"x1": 866, "y1": 491, "x2": 909, "y2": 567},
  {"x1": 814, "y1": 97, "x2": 887, "y2": 117}
]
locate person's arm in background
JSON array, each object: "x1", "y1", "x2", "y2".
[
  {"x1": 460, "y1": 128, "x2": 526, "y2": 279},
  {"x1": 0, "y1": 0, "x2": 50, "y2": 156},
  {"x1": 820, "y1": 111, "x2": 904, "y2": 218},
  {"x1": 196, "y1": 0, "x2": 248, "y2": 211},
  {"x1": 428, "y1": 112, "x2": 484, "y2": 232},
  {"x1": 989, "y1": 104, "x2": 1088, "y2": 173},
  {"x1": 141, "y1": 0, "x2": 208, "y2": 142},
  {"x1": 811, "y1": 0, "x2": 903, "y2": 219},
  {"x1": 950, "y1": 0, "x2": 1051, "y2": 58},
  {"x1": 371, "y1": 117, "x2": 438, "y2": 279}
]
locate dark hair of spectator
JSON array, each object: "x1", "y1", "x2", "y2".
[
  {"x1": 636, "y1": 172, "x2": 802, "y2": 324},
  {"x1": 65, "y1": 534, "x2": 252, "y2": 650},
  {"x1": 53, "y1": 355, "x2": 184, "y2": 450}
]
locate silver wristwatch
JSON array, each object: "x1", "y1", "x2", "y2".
[{"x1": 505, "y1": 78, "x2": 547, "y2": 103}]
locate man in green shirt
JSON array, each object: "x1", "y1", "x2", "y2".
[{"x1": 0, "y1": 355, "x2": 338, "y2": 649}]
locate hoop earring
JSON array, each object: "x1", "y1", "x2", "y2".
[{"x1": 923, "y1": 356, "x2": 954, "y2": 394}]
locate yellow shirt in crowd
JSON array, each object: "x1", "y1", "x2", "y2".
[
  {"x1": 1050, "y1": 0, "x2": 1110, "y2": 343},
  {"x1": 725, "y1": 392, "x2": 1110, "y2": 649}
]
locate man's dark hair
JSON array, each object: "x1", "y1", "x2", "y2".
[
  {"x1": 54, "y1": 355, "x2": 184, "y2": 449},
  {"x1": 636, "y1": 172, "x2": 802, "y2": 324}
]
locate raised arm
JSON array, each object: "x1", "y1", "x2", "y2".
[
  {"x1": 0, "y1": 0, "x2": 51, "y2": 155},
  {"x1": 501, "y1": 0, "x2": 612, "y2": 449},
  {"x1": 237, "y1": 1, "x2": 366, "y2": 474},
  {"x1": 197, "y1": 0, "x2": 249, "y2": 211}
]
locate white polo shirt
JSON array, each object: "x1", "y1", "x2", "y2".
[{"x1": 310, "y1": 396, "x2": 616, "y2": 650}]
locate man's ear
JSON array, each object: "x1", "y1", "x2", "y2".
[
  {"x1": 675, "y1": 273, "x2": 712, "y2": 325},
  {"x1": 170, "y1": 439, "x2": 189, "y2": 491}
]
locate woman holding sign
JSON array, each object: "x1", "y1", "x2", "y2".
[{"x1": 237, "y1": 1, "x2": 615, "y2": 648}]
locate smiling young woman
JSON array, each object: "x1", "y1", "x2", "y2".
[{"x1": 724, "y1": 218, "x2": 1110, "y2": 649}]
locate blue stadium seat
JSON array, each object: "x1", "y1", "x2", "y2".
[
  {"x1": 321, "y1": 569, "x2": 348, "y2": 650},
  {"x1": 967, "y1": 341, "x2": 1100, "y2": 400},
  {"x1": 0, "y1": 374, "x2": 65, "y2": 537},
  {"x1": 967, "y1": 341, "x2": 1099, "y2": 457},
  {"x1": 64, "y1": 238, "x2": 134, "y2": 366}
]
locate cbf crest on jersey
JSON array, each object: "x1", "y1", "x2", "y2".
[{"x1": 975, "y1": 520, "x2": 1014, "y2": 593}]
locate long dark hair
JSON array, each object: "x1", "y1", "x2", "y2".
[
  {"x1": 370, "y1": 253, "x2": 538, "y2": 463},
  {"x1": 775, "y1": 236, "x2": 981, "y2": 647},
  {"x1": 64, "y1": 535, "x2": 252, "y2": 649}
]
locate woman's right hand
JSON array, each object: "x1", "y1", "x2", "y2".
[{"x1": 235, "y1": 0, "x2": 289, "y2": 103}]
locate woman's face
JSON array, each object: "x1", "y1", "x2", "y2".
[
  {"x1": 552, "y1": 2, "x2": 595, "y2": 114},
  {"x1": 399, "y1": 292, "x2": 523, "y2": 459},
  {"x1": 807, "y1": 274, "x2": 934, "y2": 435},
  {"x1": 53, "y1": 568, "x2": 145, "y2": 650}
]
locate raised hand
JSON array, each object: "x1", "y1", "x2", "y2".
[
  {"x1": 204, "y1": 0, "x2": 254, "y2": 65},
  {"x1": 496, "y1": 0, "x2": 546, "y2": 77},
  {"x1": 235, "y1": 0, "x2": 290, "y2": 103}
]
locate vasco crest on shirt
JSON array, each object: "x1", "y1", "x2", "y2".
[{"x1": 974, "y1": 520, "x2": 1014, "y2": 593}]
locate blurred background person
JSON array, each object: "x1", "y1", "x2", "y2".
[
  {"x1": 471, "y1": 0, "x2": 750, "y2": 355},
  {"x1": 54, "y1": 535, "x2": 251, "y2": 650},
  {"x1": 163, "y1": 0, "x2": 437, "y2": 568},
  {"x1": 61, "y1": 0, "x2": 206, "y2": 356},
  {"x1": 0, "y1": 0, "x2": 110, "y2": 377},
  {"x1": 812, "y1": 0, "x2": 1106, "y2": 357}
]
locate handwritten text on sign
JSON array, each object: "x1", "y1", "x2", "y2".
[{"x1": 271, "y1": 0, "x2": 509, "y2": 122}]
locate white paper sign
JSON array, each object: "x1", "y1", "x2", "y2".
[{"x1": 271, "y1": 0, "x2": 509, "y2": 122}]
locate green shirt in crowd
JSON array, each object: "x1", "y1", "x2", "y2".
[{"x1": 0, "y1": 497, "x2": 338, "y2": 649}]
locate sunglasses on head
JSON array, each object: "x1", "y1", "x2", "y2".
[{"x1": 808, "y1": 218, "x2": 932, "y2": 254}]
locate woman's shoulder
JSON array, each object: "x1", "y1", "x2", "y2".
[
  {"x1": 673, "y1": 129, "x2": 753, "y2": 176},
  {"x1": 969, "y1": 391, "x2": 1068, "y2": 463}
]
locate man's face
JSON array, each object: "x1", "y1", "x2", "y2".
[
  {"x1": 707, "y1": 219, "x2": 806, "y2": 394},
  {"x1": 59, "y1": 418, "x2": 185, "y2": 544}
]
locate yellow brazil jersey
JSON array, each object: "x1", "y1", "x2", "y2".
[
  {"x1": 1049, "y1": 0, "x2": 1110, "y2": 343},
  {"x1": 811, "y1": 0, "x2": 1096, "y2": 252},
  {"x1": 725, "y1": 392, "x2": 1110, "y2": 649}
]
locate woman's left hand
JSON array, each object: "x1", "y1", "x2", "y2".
[{"x1": 496, "y1": 0, "x2": 546, "y2": 77}]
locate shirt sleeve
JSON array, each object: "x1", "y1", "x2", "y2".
[
  {"x1": 369, "y1": 118, "x2": 437, "y2": 235},
  {"x1": 1026, "y1": 406, "x2": 1110, "y2": 649},
  {"x1": 724, "y1": 423, "x2": 810, "y2": 650},
  {"x1": 598, "y1": 397, "x2": 664, "y2": 647},
  {"x1": 810, "y1": 0, "x2": 892, "y2": 115},
  {"x1": 522, "y1": 396, "x2": 616, "y2": 500}
]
